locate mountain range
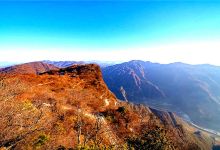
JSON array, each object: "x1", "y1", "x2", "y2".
[
  {"x1": 1, "y1": 62, "x2": 216, "y2": 149},
  {"x1": 43, "y1": 60, "x2": 117, "y2": 68},
  {"x1": 102, "y1": 60, "x2": 220, "y2": 132},
  {"x1": 1, "y1": 60, "x2": 220, "y2": 133}
]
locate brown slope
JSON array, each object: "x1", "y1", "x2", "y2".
[
  {"x1": 0, "y1": 61, "x2": 58, "y2": 74},
  {"x1": 0, "y1": 64, "x2": 214, "y2": 150}
]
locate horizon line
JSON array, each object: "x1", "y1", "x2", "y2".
[{"x1": 1, "y1": 59, "x2": 220, "y2": 68}]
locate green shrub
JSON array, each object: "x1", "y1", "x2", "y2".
[{"x1": 34, "y1": 134, "x2": 49, "y2": 148}]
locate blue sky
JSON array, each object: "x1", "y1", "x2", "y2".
[{"x1": 1, "y1": 1, "x2": 220, "y2": 65}]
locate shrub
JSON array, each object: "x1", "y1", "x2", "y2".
[
  {"x1": 57, "y1": 145, "x2": 66, "y2": 150},
  {"x1": 22, "y1": 100, "x2": 34, "y2": 110},
  {"x1": 117, "y1": 106, "x2": 127, "y2": 114},
  {"x1": 34, "y1": 134, "x2": 49, "y2": 148},
  {"x1": 126, "y1": 126, "x2": 173, "y2": 150}
]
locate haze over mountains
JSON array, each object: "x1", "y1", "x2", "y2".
[
  {"x1": 43, "y1": 60, "x2": 118, "y2": 68},
  {"x1": 102, "y1": 60, "x2": 220, "y2": 132},
  {"x1": 2, "y1": 0, "x2": 220, "y2": 149}
]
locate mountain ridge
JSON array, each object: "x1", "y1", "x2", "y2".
[
  {"x1": 0, "y1": 61, "x2": 58, "y2": 74},
  {"x1": 102, "y1": 60, "x2": 220, "y2": 132}
]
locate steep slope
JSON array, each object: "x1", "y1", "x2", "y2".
[
  {"x1": 0, "y1": 64, "x2": 214, "y2": 149},
  {"x1": 102, "y1": 60, "x2": 165, "y2": 103},
  {"x1": 0, "y1": 61, "x2": 58, "y2": 74},
  {"x1": 102, "y1": 60, "x2": 220, "y2": 132}
]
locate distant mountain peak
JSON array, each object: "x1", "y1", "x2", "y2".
[{"x1": 0, "y1": 61, "x2": 58, "y2": 74}]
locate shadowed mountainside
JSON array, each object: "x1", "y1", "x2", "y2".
[{"x1": 102, "y1": 60, "x2": 220, "y2": 132}]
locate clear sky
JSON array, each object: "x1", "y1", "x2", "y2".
[{"x1": 1, "y1": 1, "x2": 220, "y2": 65}]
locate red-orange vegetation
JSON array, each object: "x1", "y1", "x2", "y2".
[{"x1": 0, "y1": 64, "x2": 214, "y2": 149}]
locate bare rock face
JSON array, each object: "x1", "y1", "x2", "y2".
[{"x1": 41, "y1": 64, "x2": 103, "y2": 82}]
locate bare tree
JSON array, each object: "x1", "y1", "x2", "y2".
[
  {"x1": 74, "y1": 107, "x2": 84, "y2": 146},
  {"x1": 74, "y1": 111, "x2": 111, "y2": 148},
  {"x1": 91, "y1": 114, "x2": 106, "y2": 147},
  {"x1": 0, "y1": 73, "x2": 6, "y2": 89}
]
